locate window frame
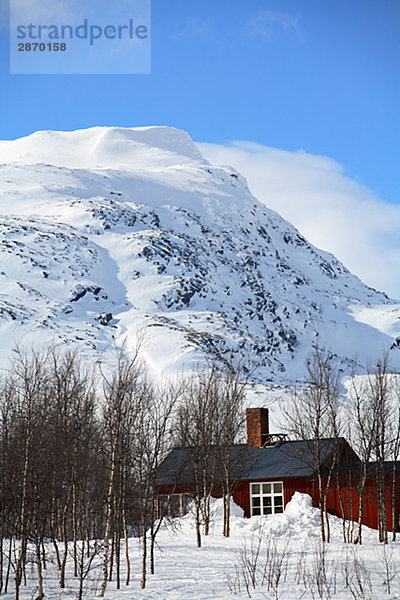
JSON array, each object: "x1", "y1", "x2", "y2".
[{"x1": 250, "y1": 481, "x2": 284, "y2": 517}]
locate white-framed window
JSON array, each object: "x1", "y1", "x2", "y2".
[{"x1": 250, "y1": 481, "x2": 284, "y2": 516}]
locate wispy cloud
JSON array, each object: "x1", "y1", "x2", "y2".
[
  {"x1": 169, "y1": 16, "x2": 216, "y2": 42},
  {"x1": 197, "y1": 140, "x2": 400, "y2": 300},
  {"x1": 247, "y1": 9, "x2": 302, "y2": 41}
]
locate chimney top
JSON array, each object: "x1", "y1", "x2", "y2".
[{"x1": 246, "y1": 407, "x2": 269, "y2": 447}]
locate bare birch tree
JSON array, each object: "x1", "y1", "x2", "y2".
[
  {"x1": 282, "y1": 345, "x2": 342, "y2": 543},
  {"x1": 347, "y1": 371, "x2": 378, "y2": 545},
  {"x1": 213, "y1": 362, "x2": 248, "y2": 537},
  {"x1": 175, "y1": 366, "x2": 221, "y2": 547},
  {"x1": 98, "y1": 351, "x2": 145, "y2": 597}
]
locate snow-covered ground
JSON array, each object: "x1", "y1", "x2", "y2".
[
  {"x1": 1, "y1": 126, "x2": 400, "y2": 383},
  {"x1": 5, "y1": 494, "x2": 400, "y2": 600}
]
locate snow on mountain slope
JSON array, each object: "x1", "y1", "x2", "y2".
[{"x1": 1, "y1": 126, "x2": 399, "y2": 381}]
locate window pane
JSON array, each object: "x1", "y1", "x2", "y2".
[{"x1": 251, "y1": 482, "x2": 284, "y2": 518}]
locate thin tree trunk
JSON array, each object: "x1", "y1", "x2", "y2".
[
  {"x1": 336, "y1": 475, "x2": 348, "y2": 543},
  {"x1": 150, "y1": 526, "x2": 155, "y2": 576},
  {"x1": 392, "y1": 461, "x2": 397, "y2": 542},
  {"x1": 377, "y1": 464, "x2": 388, "y2": 543},
  {"x1": 73, "y1": 483, "x2": 78, "y2": 578},
  {"x1": 60, "y1": 538, "x2": 68, "y2": 588},
  {"x1": 60, "y1": 503, "x2": 69, "y2": 588},
  {"x1": 195, "y1": 499, "x2": 202, "y2": 548},
  {"x1": 5, "y1": 536, "x2": 12, "y2": 593},
  {"x1": 116, "y1": 531, "x2": 120, "y2": 589},
  {"x1": 203, "y1": 491, "x2": 211, "y2": 536},
  {"x1": 34, "y1": 538, "x2": 44, "y2": 600},
  {"x1": 122, "y1": 508, "x2": 130, "y2": 586},
  {"x1": 223, "y1": 491, "x2": 231, "y2": 537},
  {"x1": 108, "y1": 530, "x2": 114, "y2": 582},
  {"x1": 15, "y1": 428, "x2": 30, "y2": 600},
  {"x1": 317, "y1": 475, "x2": 326, "y2": 543},
  {"x1": 99, "y1": 434, "x2": 118, "y2": 597},
  {"x1": 14, "y1": 538, "x2": 26, "y2": 600},
  {"x1": 78, "y1": 540, "x2": 85, "y2": 600},
  {"x1": 52, "y1": 538, "x2": 61, "y2": 570},
  {"x1": 140, "y1": 517, "x2": 147, "y2": 589},
  {"x1": 323, "y1": 479, "x2": 332, "y2": 543},
  {"x1": 22, "y1": 539, "x2": 27, "y2": 587},
  {"x1": 354, "y1": 467, "x2": 368, "y2": 545},
  {"x1": 99, "y1": 526, "x2": 110, "y2": 597},
  {"x1": 0, "y1": 528, "x2": 3, "y2": 594},
  {"x1": 41, "y1": 537, "x2": 46, "y2": 570}
]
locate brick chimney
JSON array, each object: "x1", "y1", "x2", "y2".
[{"x1": 246, "y1": 408, "x2": 269, "y2": 447}]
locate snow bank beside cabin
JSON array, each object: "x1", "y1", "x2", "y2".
[
  {"x1": 162, "y1": 492, "x2": 377, "y2": 545},
  {"x1": 238, "y1": 492, "x2": 377, "y2": 543},
  {"x1": 246, "y1": 491, "x2": 321, "y2": 538},
  {"x1": 229, "y1": 492, "x2": 323, "y2": 539}
]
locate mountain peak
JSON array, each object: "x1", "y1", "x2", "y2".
[
  {"x1": 0, "y1": 125, "x2": 399, "y2": 381},
  {"x1": 0, "y1": 125, "x2": 206, "y2": 170}
]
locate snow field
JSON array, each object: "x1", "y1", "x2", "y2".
[{"x1": 5, "y1": 493, "x2": 400, "y2": 600}]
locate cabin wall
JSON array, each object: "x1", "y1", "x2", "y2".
[
  {"x1": 157, "y1": 473, "x2": 400, "y2": 533},
  {"x1": 233, "y1": 474, "x2": 400, "y2": 532},
  {"x1": 323, "y1": 474, "x2": 400, "y2": 532},
  {"x1": 233, "y1": 477, "x2": 314, "y2": 518}
]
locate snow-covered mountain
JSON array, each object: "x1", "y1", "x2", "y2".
[{"x1": 1, "y1": 126, "x2": 399, "y2": 382}]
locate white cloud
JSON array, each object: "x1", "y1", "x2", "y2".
[
  {"x1": 247, "y1": 10, "x2": 301, "y2": 41},
  {"x1": 170, "y1": 16, "x2": 216, "y2": 41},
  {"x1": 197, "y1": 141, "x2": 400, "y2": 300}
]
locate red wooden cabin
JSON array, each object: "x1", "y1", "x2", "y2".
[{"x1": 156, "y1": 408, "x2": 400, "y2": 532}]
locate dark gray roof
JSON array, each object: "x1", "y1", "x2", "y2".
[
  {"x1": 349, "y1": 460, "x2": 400, "y2": 476},
  {"x1": 156, "y1": 438, "x2": 355, "y2": 485}
]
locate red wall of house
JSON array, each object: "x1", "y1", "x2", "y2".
[
  {"x1": 157, "y1": 474, "x2": 400, "y2": 533},
  {"x1": 321, "y1": 475, "x2": 400, "y2": 532},
  {"x1": 233, "y1": 477, "x2": 313, "y2": 518},
  {"x1": 233, "y1": 475, "x2": 400, "y2": 532}
]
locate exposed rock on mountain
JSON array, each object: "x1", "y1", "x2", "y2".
[{"x1": 1, "y1": 126, "x2": 399, "y2": 381}]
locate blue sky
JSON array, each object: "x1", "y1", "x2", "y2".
[
  {"x1": 1, "y1": 0, "x2": 399, "y2": 294},
  {"x1": 1, "y1": 0, "x2": 398, "y2": 201}
]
